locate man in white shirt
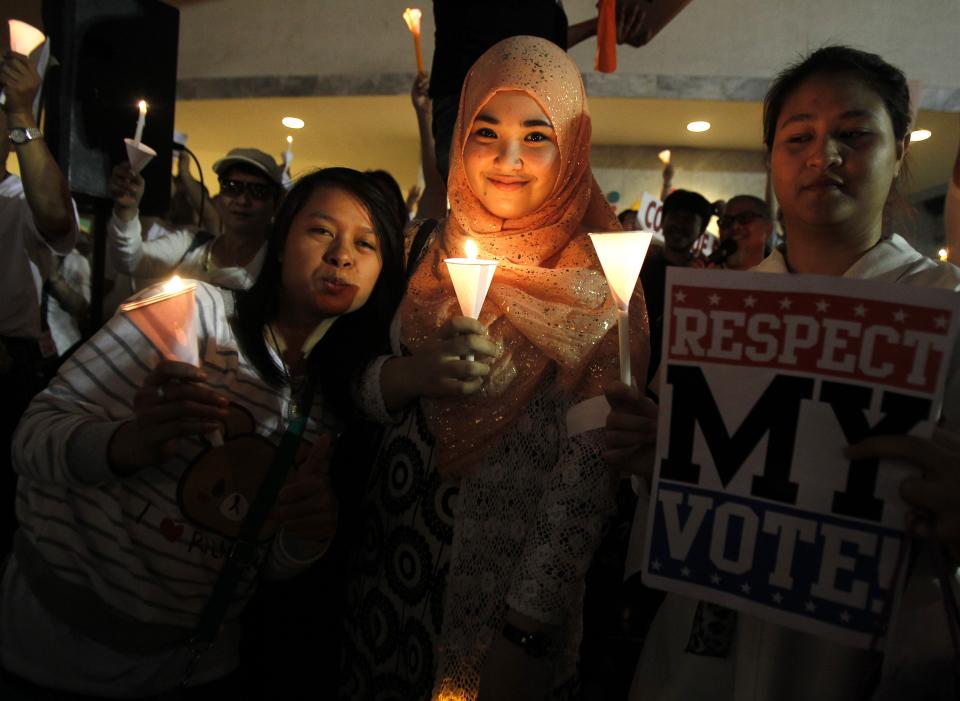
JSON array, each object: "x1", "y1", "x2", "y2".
[
  {"x1": 107, "y1": 147, "x2": 282, "y2": 293},
  {"x1": 0, "y1": 49, "x2": 78, "y2": 555}
]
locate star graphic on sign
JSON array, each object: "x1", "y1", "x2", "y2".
[
  {"x1": 853, "y1": 304, "x2": 867, "y2": 317},
  {"x1": 893, "y1": 309, "x2": 907, "y2": 323},
  {"x1": 708, "y1": 293, "x2": 721, "y2": 306},
  {"x1": 674, "y1": 290, "x2": 687, "y2": 303},
  {"x1": 771, "y1": 592, "x2": 784, "y2": 604},
  {"x1": 710, "y1": 573, "x2": 721, "y2": 585},
  {"x1": 778, "y1": 297, "x2": 793, "y2": 311},
  {"x1": 743, "y1": 295, "x2": 757, "y2": 308},
  {"x1": 815, "y1": 299, "x2": 830, "y2": 312},
  {"x1": 680, "y1": 566, "x2": 691, "y2": 578},
  {"x1": 935, "y1": 315, "x2": 949, "y2": 329},
  {"x1": 839, "y1": 611, "x2": 851, "y2": 624},
  {"x1": 651, "y1": 560, "x2": 662, "y2": 571},
  {"x1": 740, "y1": 583, "x2": 751, "y2": 594},
  {"x1": 804, "y1": 600, "x2": 817, "y2": 613}
]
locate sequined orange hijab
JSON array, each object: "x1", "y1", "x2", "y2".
[{"x1": 401, "y1": 36, "x2": 649, "y2": 473}]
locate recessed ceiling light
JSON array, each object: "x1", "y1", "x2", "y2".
[
  {"x1": 686, "y1": 120, "x2": 711, "y2": 133},
  {"x1": 910, "y1": 128, "x2": 932, "y2": 142},
  {"x1": 282, "y1": 117, "x2": 305, "y2": 129}
]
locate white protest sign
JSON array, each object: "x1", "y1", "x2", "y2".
[
  {"x1": 643, "y1": 267, "x2": 960, "y2": 648},
  {"x1": 639, "y1": 192, "x2": 663, "y2": 234}
]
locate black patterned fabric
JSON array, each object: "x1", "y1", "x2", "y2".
[{"x1": 340, "y1": 403, "x2": 457, "y2": 700}]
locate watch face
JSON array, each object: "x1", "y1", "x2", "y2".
[{"x1": 9, "y1": 129, "x2": 27, "y2": 144}]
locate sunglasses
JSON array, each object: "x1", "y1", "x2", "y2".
[
  {"x1": 218, "y1": 178, "x2": 275, "y2": 201},
  {"x1": 718, "y1": 211, "x2": 767, "y2": 229}
]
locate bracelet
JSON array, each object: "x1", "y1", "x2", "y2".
[{"x1": 500, "y1": 621, "x2": 550, "y2": 658}]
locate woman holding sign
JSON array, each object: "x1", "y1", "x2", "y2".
[
  {"x1": 0, "y1": 168, "x2": 405, "y2": 697},
  {"x1": 612, "y1": 46, "x2": 960, "y2": 701},
  {"x1": 340, "y1": 36, "x2": 649, "y2": 701}
]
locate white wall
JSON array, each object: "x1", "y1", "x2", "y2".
[{"x1": 178, "y1": 0, "x2": 960, "y2": 96}]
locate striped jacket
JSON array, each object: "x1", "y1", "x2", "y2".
[{"x1": 9, "y1": 281, "x2": 337, "y2": 651}]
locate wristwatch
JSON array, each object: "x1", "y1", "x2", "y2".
[{"x1": 8, "y1": 127, "x2": 42, "y2": 145}]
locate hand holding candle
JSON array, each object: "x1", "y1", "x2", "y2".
[
  {"x1": 589, "y1": 232, "x2": 653, "y2": 386},
  {"x1": 121, "y1": 277, "x2": 223, "y2": 446},
  {"x1": 402, "y1": 7, "x2": 425, "y2": 74},
  {"x1": 444, "y1": 239, "x2": 497, "y2": 362},
  {"x1": 284, "y1": 135, "x2": 294, "y2": 165},
  {"x1": 0, "y1": 20, "x2": 46, "y2": 108}
]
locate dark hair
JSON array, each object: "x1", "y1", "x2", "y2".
[
  {"x1": 724, "y1": 194, "x2": 771, "y2": 220},
  {"x1": 763, "y1": 45, "x2": 911, "y2": 151},
  {"x1": 366, "y1": 169, "x2": 409, "y2": 233},
  {"x1": 663, "y1": 189, "x2": 713, "y2": 224},
  {"x1": 233, "y1": 167, "x2": 405, "y2": 417},
  {"x1": 617, "y1": 208, "x2": 637, "y2": 225}
]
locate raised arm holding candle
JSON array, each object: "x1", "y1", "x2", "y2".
[
  {"x1": 343, "y1": 37, "x2": 650, "y2": 701},
  {"x1": 402, "y1": 7, "x2": 425, "y2": 74}
]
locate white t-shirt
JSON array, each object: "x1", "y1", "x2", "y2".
[{"x1": 0, "y1": 173, "x2": 76, "y2": 338}]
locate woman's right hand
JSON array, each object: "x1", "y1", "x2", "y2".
[
  {"x1": 109, "y1": 361, "x2": 229, "y2": 475},
  {"x1": 382, "y1": 316, "x2": 499, "y2": 411},
  {"x1": 603, "y1": 380, "x2": 659, "y2": 482}
]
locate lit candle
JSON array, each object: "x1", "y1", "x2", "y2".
[
  {"x1": 658, "y1": 149, "x2": 672, "y2": 165},
  {"x1": 402, "y1": 8, "x2": 425, "y2": 74},
  {"x1": 0, "y1": 20, "x2": 46, "y2": 107},
  {"x1": 9, "y1": 19, "x2": 45, "y2": 55},
  {"x1": 285, "y1": 135, "x2": 294, "y2": 165},
  {"x1": 133, "y1": 100, "x2": 147, "y2": 146},
  {"x1": 939, "y1": 248, "x2": 949, "y2": 262},
  {"x1": 444, "y1": 239, "x2": 498, "y2": 362},
  {"x1": 589, "y1": 232, "x2": 653, "y2": 386},
  {"x1": 120, "y1": 276, "x2": 223, "y2": 446}
]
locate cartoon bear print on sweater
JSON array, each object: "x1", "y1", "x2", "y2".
[{"x1": 176, "y1": 402, "x2": 331, "y2": 541}]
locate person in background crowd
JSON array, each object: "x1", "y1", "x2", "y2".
[
  {"x1": 639, "y1": 188, "x2": 712, "y2": 378},
  {"x1": 108, "y1": 147, "x2": 282, "y2": 295},
  {"x1": 0, "y1": 49, "x2": 78, "y2": 557},
  {"x1": 607, "y1": 45, "x2": 960, "y2": 701},
  {"x1": 944, "y1": 116, "x2": 960, "y2": 265},
  {"x1": 713, "y1": 194, "x2": 774, "y2": 270}
]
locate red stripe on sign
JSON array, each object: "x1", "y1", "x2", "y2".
[{"x1": 667, "y1": 286, "x2": 953, "y2": 393}]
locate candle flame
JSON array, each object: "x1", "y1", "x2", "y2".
[
  {"x1": 287, "y1": 135, "x2": 293, "y2": 144},
  {"x1": 138, "y1": 100, "x2": 147, "y2": 114},
  {"x1": 939, "y1": 248, "x2": 949, "y2": 262},
  {"x1": 465, "y1": 239, "x2": 478, "y2": 260},
  {"x1": 402, "y1": 7, "x2": 422, "y2": 33},
  {"x1": 163, "y1": 275, "x2": 185, "y2": 293},
  {"x1": 658, "y1": 149, "x2": 671, "y2": 165}
]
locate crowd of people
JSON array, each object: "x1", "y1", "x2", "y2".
[{"x1": 1, "y1": 2, "x2": 959, "y2": 700}]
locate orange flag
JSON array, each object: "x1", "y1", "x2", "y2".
[{"x1": 596, "y1": 0, "x2": 617, "y2": 73}]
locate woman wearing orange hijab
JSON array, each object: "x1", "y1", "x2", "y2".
[{"x1": 341, "y1": 36, "x2": 648, "y2": 700}]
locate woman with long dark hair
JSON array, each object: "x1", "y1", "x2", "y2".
[{"x1": 0, "y1": 167, "x2": 405, "y2": 698}]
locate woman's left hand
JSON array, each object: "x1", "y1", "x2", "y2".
[
  {"x1": 272, "y1": 435, "x2": 338, "y2": 547},
  {"x1": 846, "y1": 426, "x2": 960, "y2": 562}
]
